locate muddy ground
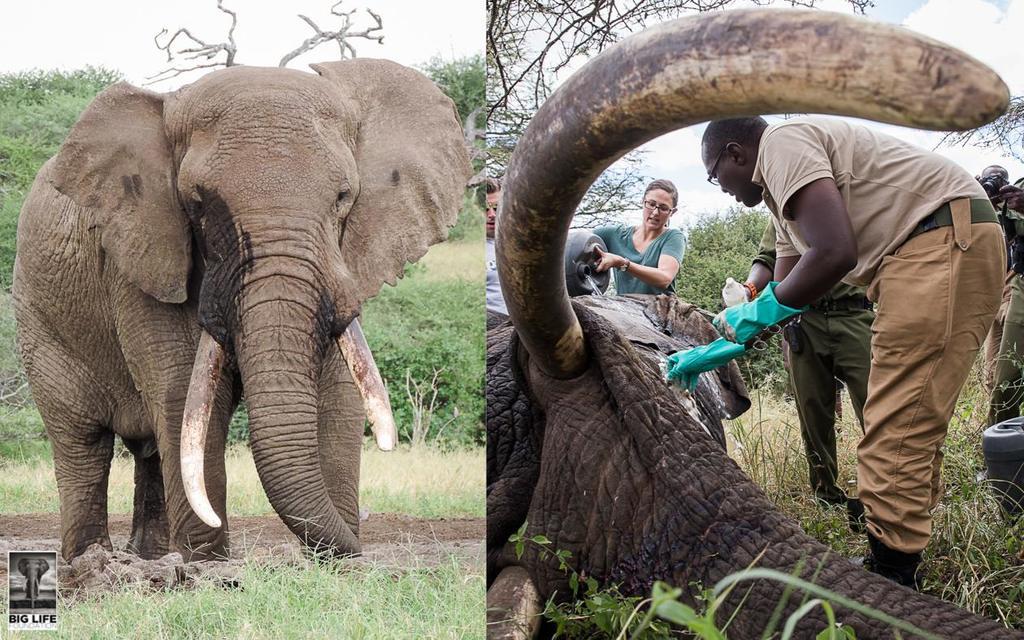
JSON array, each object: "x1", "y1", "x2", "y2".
[{"x1": 0, "y1": 513, "x2": 484, "y2": 600}]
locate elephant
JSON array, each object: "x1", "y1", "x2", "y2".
[
  {"x1": 16, "y1": 557, "x2": 51, "y2": 603},
  {"x1": 486, "y1": 9, "x2": 1022, "y2": 640},
  {"x1": 13, "y1": 58, "x2": 471, "y2": 562}
]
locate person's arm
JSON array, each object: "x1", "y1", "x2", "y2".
[
  {"x1": 771, "y1": 178, "x2": 857, "y2": 308},
  {"x1": 594, "y1": 246, "x2": 679, "y2": 290},
  {"x1": 742, "y1": 222, "x2": 777, "y2": 298},
  {"x1": 1000, "y1": 182, "x2": 1024, "y2": 213},
  {"x1": 746, "y1": 262, "x2": 773, "y2": 294}
]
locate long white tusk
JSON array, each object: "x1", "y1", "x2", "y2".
[
  {"x1": 180, "y1": 330, "x2": 225, "y2": 528},
  {"x1": 337, "y1": 319, "x2": 397, "y2": 451}
]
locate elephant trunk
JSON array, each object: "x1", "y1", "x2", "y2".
[
  {"x1": 235, "y1": 274, "x2": 359, "y2": 555},
  {"x1": 496, "y1": 8, "x2": 1008, "y2": 379}
]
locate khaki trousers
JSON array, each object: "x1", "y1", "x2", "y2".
[{"x1": 860, "y1": 212, "x2": 1003, "y2": 554}]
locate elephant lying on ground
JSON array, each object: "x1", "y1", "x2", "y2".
[
  {"x1": 486, "y1": 9, "x2": 1021, "y2": 639},
  {"x1": 14, "y1": 59, "x2": 470, "y2": 561}
]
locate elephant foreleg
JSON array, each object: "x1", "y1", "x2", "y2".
[
  {"x1": 124, "y1": 438, "x2": 170, "y2": 559},
  {"x1": 49, "y1": 423, "x2": 115, "y2": 561},
  {"x1": 159, "y1": 389, "x2": 234, "y2": 562}
]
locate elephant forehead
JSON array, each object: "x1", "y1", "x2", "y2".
[{"x1": 170, "y1": 67, "x2": 359, "y2": 133}]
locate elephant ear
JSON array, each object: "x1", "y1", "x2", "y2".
[
  {"x1": 48, "y1": 82, "x2": 190, "y2": 304},
  {"x1": 312, "y1": 59, "x2": 472, "y2": 306},
  {"x1": 39, "y1": 559, "x2": 49, "y2": 575},
  {"x1": 17, "y1": 558, "x2": 27, "y2": 575}
]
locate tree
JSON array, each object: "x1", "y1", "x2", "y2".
[
  {"x1": 147, "y1": 0, "x2": 384, "y2": 84},
  {"x1": 420, "y1": 55, "x2": 487, "y2": 184},
  {"x1": 940, "y1": 95, "x2": 1024, "y2": 163}
]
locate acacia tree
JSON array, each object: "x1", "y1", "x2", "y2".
[
  {"x1": 147, "y1": 0, "x2": 384, "y2": 84},
  {"x1": 487, "y1": 0, "x2": 874, "y2": 227}
]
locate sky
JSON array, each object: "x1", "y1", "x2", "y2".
[
  {"x1": 0, "y1": 0, "x2": 483, "y2": 87},
  {"x1": 600, "y1": 0, "x2": 1024, "y2": 229}
]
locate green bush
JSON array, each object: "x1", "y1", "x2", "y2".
[
  {"x1": 448, "y1": 191, "x2": 485, "y2": 242},
  {"x1": 676, "y1": 207, "x2": 788, "y2": 392},
  {"x1": 362, "y1": 274, "x2": 485, "y2": 447}
]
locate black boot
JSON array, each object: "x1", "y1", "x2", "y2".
[
  {"x1": 846, "y1": 497, "x2": 866, "y2": 533},
  {"x1": 863, "y1": 533, "x2": 922, "y2": 590}
]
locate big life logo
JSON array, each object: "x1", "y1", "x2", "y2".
[{"x1": 7, "y1": 551, "x2": 58, "y2": 631}]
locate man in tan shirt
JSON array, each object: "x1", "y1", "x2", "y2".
[{"x1": 697, "y1": 115, "x2": 1004, "y2": 588}]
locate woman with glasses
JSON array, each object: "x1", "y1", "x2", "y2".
[{"x1": 593, "y1": 178, "x2": 685, "y2": 295}]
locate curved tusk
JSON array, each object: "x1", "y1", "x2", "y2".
[
  {"x1": 496, "y1": 8, "x2": 1009, "y2": 379},
  {"x1": 180, "y1": 330, "x2": 225, "y2": 529},
  {"x1": 337, "y1": 319, "x2": 397, "y2": 451}
]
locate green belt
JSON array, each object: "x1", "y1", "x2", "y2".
[{"x1": 907, "y1": 198, "x2": 998, "y2": 240}]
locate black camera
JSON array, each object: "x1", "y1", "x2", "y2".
[{"x1": 981, "y1": 174, "x2": 1009, "y2": 199}]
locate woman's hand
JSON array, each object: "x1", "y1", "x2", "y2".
[{"x1": 593, "y1": 245, "x2": 627, "y2": 272}]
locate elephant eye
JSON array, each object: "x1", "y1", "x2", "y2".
[{"x1": 336, "y1": 189, "x2": 350, "y2": 205}]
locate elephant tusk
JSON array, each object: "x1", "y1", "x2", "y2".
[
  {"x1": 337, "y1": 319, "x2": 397, "y2": 451},
  {"x1": 496, "y1": 8, "x2": 1009, "y2": 379},
  {"x1": 180, "y1": 330, "x2": 225, "y2": 529},
  {"x1": 486, "y1": 566, "x2": 543, "y2": 640}
]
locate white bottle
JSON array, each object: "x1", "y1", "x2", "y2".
[{"x1": 722, "y1": 277, "x2": 747, "y2": 308}]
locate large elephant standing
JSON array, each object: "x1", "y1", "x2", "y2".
[
  {"x1": 486, "y1": 9, "x2": 1022, "y2": 639},
  {"x1": 17, "y1": 557, "x2": 50, "y2": 603},
  {"x1": 14, "y1": 59, "x2": 470, "y2": 561}
]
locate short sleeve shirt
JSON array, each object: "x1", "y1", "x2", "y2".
[
  {"x1": 593, "y1": 224, "x2": 685, "y2": 295},
  {"x1": 751, "y1": 116, "x2": 988, "y2": 286}
]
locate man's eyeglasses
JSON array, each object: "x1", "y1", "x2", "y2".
[
  {"x1": 706, "y1": 145, "x2": 728, "y2": 187},
  {"x1": 642, "y1": 199, "x2": 675, "y2": 214}
]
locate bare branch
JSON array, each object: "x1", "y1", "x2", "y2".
[
  {"x1": 938, "y1": 95, "x2": 1024, "y2": 163},
  {"x1": 146, "y1": 0, "x2": 238, "y2": 85},
  {"x1": 278, "y1": 4, "x2": 384, "y2": 67}
]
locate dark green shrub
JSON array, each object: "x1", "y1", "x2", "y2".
[{"x1": 362, "y1": 276, "x2": 485, "y2": 447}]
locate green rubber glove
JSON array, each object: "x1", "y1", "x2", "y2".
[
  {"x1": 666, "y1": 338, "x2": 747, "y2": 392},
  {"x1": 713, "y1": 281, "x2": 806, "y2": 345}
]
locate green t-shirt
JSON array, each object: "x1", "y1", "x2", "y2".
[{"x1": 593, "y1": 225, "x2": 685, "y2": 295}]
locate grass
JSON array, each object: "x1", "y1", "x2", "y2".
[
  {"x1": 36, "y1": 556, "x2": 483, "y2": 639},
  {"x1": 0, "y1": 443, "x2": 484, "y2": 519},
  {"x1": 419, "y1": 237, "x2": 485, "y2": 283},
  {"x1": 722, "y1": 369, "x2": 1024, "y2": 629}
]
